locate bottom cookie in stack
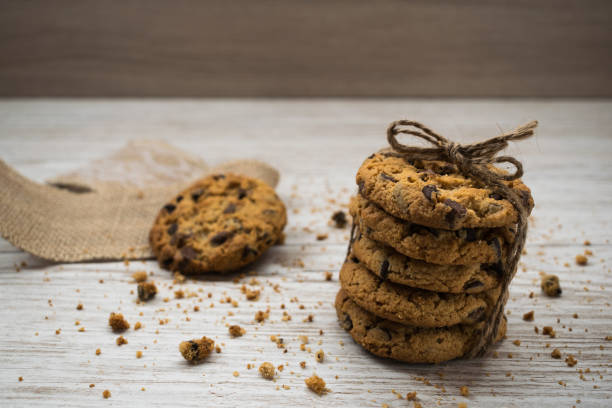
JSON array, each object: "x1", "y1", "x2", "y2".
[{"x1": 335, "y1": 289, "x2": 506, "y2": 364}]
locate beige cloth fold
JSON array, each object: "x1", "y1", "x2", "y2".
[{"x1": 0, "y1": 141, "x2": 279, "y2": 262}]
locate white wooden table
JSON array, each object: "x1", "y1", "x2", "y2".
[{"x1": 0, "y1": 100, "x2": 611, "y2": 407}]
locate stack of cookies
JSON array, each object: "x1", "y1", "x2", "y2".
[{"x1": 336, "y1": 152, "x2": 533, "y2": 363}]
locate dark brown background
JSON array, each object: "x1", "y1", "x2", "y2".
[{"x1": 1, "y1": 0, "x2": 611, "y2": 97}]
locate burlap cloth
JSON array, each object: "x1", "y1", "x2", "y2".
[{"x1": 0, "y1": 141, "x2": 279, "y2": 262}]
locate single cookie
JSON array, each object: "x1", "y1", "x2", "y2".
[
  {"x1": 350, "y1": 227, "x2": 500, "y2": 293},
  {"x1": 356, "y1": 152, "x2": 534, "y2": 230},
  {"x1": 150, "y1": 174, "x2": 286, "y2": 274},
  {"x1": 335, "y1": 289, "x2": 506, "y2": 364},
  {"x1": 350, "y1": 195, "x2": 513, "y2": 265},
  {"x1": 339, "y1": 258, "x2": 500, "y2": 327}
]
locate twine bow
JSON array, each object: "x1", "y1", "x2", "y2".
[{"x1": 386, "y1": 120, "x2": 537, "y2": 357}]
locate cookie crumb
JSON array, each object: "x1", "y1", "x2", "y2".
[
  {"x1": 229, "y1": 325, "x2": 246, "y2": 337},
  {"x1": 575, "y1": 254, "x2": 588, "y2": 266},
  {"x1": 18, "y1": 376, "x2": 23, "y2": 382},
  {"x1": 136, "y1": 350, "x2": 143, "y2": 358},
  {"x1": 584, "y1": 240, "x2": 591, "y2": 246},
  {"x1": 331, "y1": 211, "x2": 348, "y2": 228},
  {"x1": 315, "y1": 349, "x2": 325, "y2": 363},
  {"x1": 108, "y1": 312, "x2": 130, "y2": 332},
  {"x1": 565, "y1": 354, "x2": 578, "y2": 367},
  {"x1": 254, "y1": 309, "x2": 269, "y2": 322},
  {"x1": 95, "y1": 348, "x2": 101, "y2": 355},
  {"x1": 406, "y1": 391, "x2": 417, "y2": 400},
  {"x1": 102, "y1": 390, "x2": 111, "y2": 399},
  {"x1": 305, "y1": 374, "x2": 329, "y2": 395},
  {"x1": 259, "y1": 362, "x2": 275, "y2": 380},
  {"x1": 512, "y1": 339, "x2": 521, "y2": 346},
  {"x1": 132, "y1": 270, "x2": 148, "y2": 283},
  {"x1": 325, "y1": 271, "x2": 333, "y2": 281},
  {"x1": 179, "y1": 336, "x2": 214, "y2": 363},
  {"x1": 316, "y1": 233, "x2": 328, "y2": 241},
  {"x1": 137, "y1": 282, "x2": 158, "y2": 301},
  {"x1": 551, "y1": 349, "x2": 562, "y2": 359},
  {"x1": 460, "y1": 385, "x2": 469, "y2": 397},
  {"x1": 116, "y1": 336, "x2": 128, "y2": 346},
  {"x1": 76, "y1": 303, "x2": 83, "y2": 310},
  {"x1": 134, "y1": 322, "x2": 142, "y2": 330},
  {"x1": 458, "y1": 403, "x2": 467, "y2": 408},
  {"x1": 300, "y1": 361, "x2": 306, "y2": 368},
  {"x1": 542, "y1": 326, "x2": 556, "y2": 338},
  {"x1": 541, "y1": 274, "x2": 562, "y2": 297}
]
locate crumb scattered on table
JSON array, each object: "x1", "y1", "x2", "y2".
[
  {"x1": 229, "y1": 325, "x2": 246, "y2": 337},
  {"x1": 259, "y1": 362, "x2": 275, "y2": 380},
  {"x1": 541, "y1": 274, "x2": 562, "y2": 297},
  {"x1": 179, "y1": 336, "x2": 214, "y2": 363},
  {"x1": 305, "y1": 374, "x2": 329, "y2": 395},
  {"x1": 102, "y1": 390, "x2": 111, "y2": 399},
  {"x1": 137, "y1": 282, "x2": 157, "y2": 301},
  {"x1": 108, "y1": 312, "x2": 130, "y2": 332}
]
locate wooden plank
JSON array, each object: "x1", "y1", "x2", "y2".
[
  {"x1": 0, "y1": 99, "x2": 611, "y2": 407},
  {"x1": 0, "y1": 1, "x2": 611, "y2": 97}
]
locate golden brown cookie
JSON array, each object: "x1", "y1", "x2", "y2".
[
  {"x1": 350, "y1": 195, "x2": 514, "y2": 265},
  {"x1": 335, "y1": 289, "x2": 506, "y2": 364},
  {"x1": 356, "y1": 152, "x2": 534, "y2": 230},
  {"x1": 150, "y1": 174, "x2": 286, "y2": 274},
  {"x1": 339, "y1": 258, "x2": 501, "y2": 327},
  {"x1": 350, "y1": 227, "x2": 500, "y2": 293}
]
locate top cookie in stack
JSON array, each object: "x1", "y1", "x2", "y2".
[{"x1": 335, "y1": 151, "x2": 533, "y2": 363}]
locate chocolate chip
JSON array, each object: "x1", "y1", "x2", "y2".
[
  {"x1": 210, "y1": 231, "x2": 233, "y2": 246},
  {"x1": 167, "y1": 223, "x2": 178, "y2": 235},
  {"x1": 341, "y1": 314, "x2": 353, "y2": 331},
  {"x1": 212, "y1": 174, "x2": 226, "y2": 180},
  {"x1": 223, "y1": 203, "x2": 236, "y2": 214},
  {"x1": 358, "y1": 180, "x2": 365, "y2": 195},
  {"x1": 436, "y1": 337, "x2": 444, "y2": 344},
  {"x1": 191, "y1": 189, "x2": 204, "y2": 202},
  {"x1": 379, "y1": 260, "x2": 390, "y2": 280},
  {"x1": 331, "y1": 211, "x2": 347, "y2": 228},
  {"x1": 367, "y1": 153, "x2": 375, "y2": 159},
  {"x1": 380, "y1": 172, "x2": 398, "y2": 182},
  {"x1": 443, "y1": 199, "x2": 467, "y2": 226},
  {"x1": 176, "y1": 195, "x2": 183, "y2": 203},
  {"x1": 163, "y1": 203, "x2": 176, "y2": 214},
  {"x1": 488, "y1": 238, "x2": 502, "y2": 261},
  {"x1": 461, "y1": 228, "x2": 477, "y2": 242},
  {"x1": 489, "y1": 192, "x2": 503, "y2": 200},
  {"x1": 162, "y1": 257, "x2": 173, "y2": 266},
  {"x1": 350, "y1": 256, "x2": 360, "y2": 264},
  {"x1": 180, "y1": 246, "x2": 198, "y2": 261},
  {"x1": 241, "y1": 246, "x2": 259, "y2": 259},
  {"x1": 463, "y1": 279, "x2": 484, "y2": 291},
  {"x1": 237, "y1": 188, "x2": 248, "y2": 199},
  {"x1": 422, "y1": 184, "x2": 438, "y2": 201},
  {"x1": 467, "y1": 306, "x2": 486, "y2": 322}
]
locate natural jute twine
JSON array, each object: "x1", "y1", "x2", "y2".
[{"x1": 386, "y1": 120, "x2": 537, "y2": 357}]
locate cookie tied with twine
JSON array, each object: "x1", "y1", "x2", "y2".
[{"x1": 386, "y1": 119, "x2": 537, "y2": 357}]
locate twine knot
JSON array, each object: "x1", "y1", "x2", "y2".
[
  {"x1": 387, "y1": 119, "x2": 537, "y2": 181},
  {"x1": 385, "y1": 119, "x2": 537, "y2": 357}
]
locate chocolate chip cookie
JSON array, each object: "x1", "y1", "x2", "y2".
[
  {"x1": 335, "y1": 289, "x2": 506, "y2": 363},
  {"x1": 150, "y1": 174, "x2": 286, "y2": 274},
  {"x1": 350, "y1": 228, "x2": 500, "y2": 293},
  {"x1": 356, "y1": 152, "x2": 534, "y2": 230},
  {"x1": 350, "y1": 195, "x2": 513, "y2": 265},
  {"x1": 339, "y1": 258, "x2": 500, "y2": 327}
]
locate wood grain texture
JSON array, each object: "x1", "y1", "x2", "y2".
[
  {"x1": 0, "y1": 99, "x2": 611, "y2": 407},
  {"x1": 1, "y1": 1, "x2": 611, "y2": 97}
]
